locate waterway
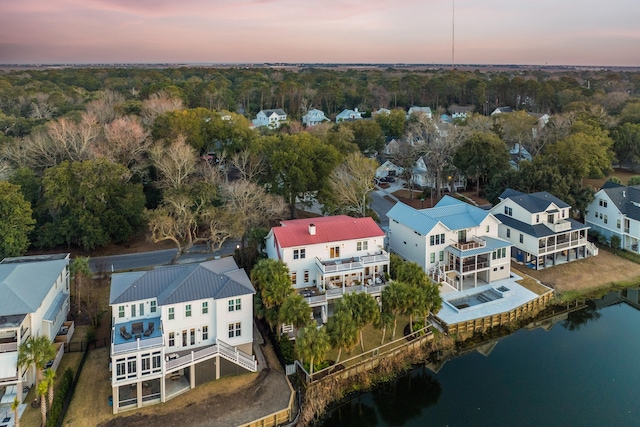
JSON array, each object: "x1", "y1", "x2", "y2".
[{"x1": 320, "y1": 290, "x2": 640, "y2": 427}]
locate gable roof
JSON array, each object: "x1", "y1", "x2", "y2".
[
  {"x1": 270, "y1": 216, "x2": 384, "y2": 248},
  {"x1": 598, "y1": 183, "x2": 640, "y2": 222},
  {"x1": 491, "y1": 106, "x2": 513, "y2": 115},
  {"x1": 109, "y1": 258, "x2": 254, "y2": 306},
  {"x1": 0, "y1": 255, "x2": 69, "y2": 318},
  {"x1": 499, "y1": 188, "x2": 569, "y2": 213},
  {"x1": 387, "y1": 196, "x2": 492, "y2": 235},
  {"x1": 260, "y1": 109, "x2": 286, "y2": 116}
]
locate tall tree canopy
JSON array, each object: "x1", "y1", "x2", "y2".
[{"x1": 0, "y1": 181, "x2": 35, "y2": 258}]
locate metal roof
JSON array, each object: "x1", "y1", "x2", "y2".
[
  {"x1": 271, "y1": 216, "x2": 384, "y2": 248},
  {"x1": 109, "y1": 258, "x2": 254, "y2": 306},
  {"x1": 0, "y1": 256, "x2": 69, "y2": 317},
  {"x1": 495, "y1": 214, "x2": 588, "y2": 238},
  {"x1": 499, "y1": 189, "x2": 570, "y2": 213},
  {"x1": 43, "y1": 293, "x2": 68, "y2": 322},
  {"x1": 387, "y1": 196, "x2": 492, "y2": 235},
  {"x1": 599, "y1": 183, "x2": 640, "y2": 222}
]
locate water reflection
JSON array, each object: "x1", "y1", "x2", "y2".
[
  {"x1": 320, "y1": 397, "x2": 378, "y2": 427},
  {"x1": 561, "y1": 300, "x2": 601, "y2": 331}
]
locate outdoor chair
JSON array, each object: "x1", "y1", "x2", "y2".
[
  {"x1": 120, "y1": 326, "x2": 132, "y2": 340},
  {"x1": 143, "y1": 322, "x2": 154, "y2": 337},
  {"x1": 131, "y1": 322, "x2": 144, "y2": 337}
]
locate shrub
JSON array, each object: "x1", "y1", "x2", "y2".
[
  {"x1": 46, "y1": 368, "x2": 74, "y2": 427},
  {"x1": 278, "y1": 334, "x2": 295, "y2": 365},
  {"x1": 628, "y1": 176, "x2": 640, "y2": 186}
]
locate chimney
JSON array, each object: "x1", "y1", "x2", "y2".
[
  {"x1": 309, "y1": 223, "x2": 316, "y2": 236},
  {"x1": 623, "y1": 191, "x2": 626, "y2": 198}
]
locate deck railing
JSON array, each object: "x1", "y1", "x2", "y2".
[
  {"x1": 165, "y1": 341, "x2": 257, "y2": 373},
  {"x1": 111, "y1": 335, "x2": 164, "y2": 355}
]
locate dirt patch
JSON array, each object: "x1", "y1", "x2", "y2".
[
  {"x1": 584, "y1": 167, "x2": 639, "y2": 190},
  {"x1": 512, "y1": 250, "x2": 640, "y2": 294}
]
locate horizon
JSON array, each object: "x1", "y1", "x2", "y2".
[{"x1": 2, "y1": 1, "x2": 640, "y2": 67}]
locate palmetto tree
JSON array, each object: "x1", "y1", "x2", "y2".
[
  {"x1": 279, "y1": 294, "x2": 311, "y2": 331},
  {"x1": 327, "y1": 308, "x2": 358, "y2": 364},
  {"x1": 37, "y1": 380, "x2": 48, "y2": 427},
  {"x1": 381, "y1": 282, "x2": 407, "y2": 340},
  {"x1": 296, "y1": 325, "x2": 330, "y2": 376},
  {"x1": 17, "y1": 336, "x2": 56, "y2": 388},
  {"x1": 70, "y1": 256, "x2": 91, "y2": 312},
  {"x1": 11, "y1": 397, "x2": 20, "y2": 427},
  {"x1": 251, "y1": 259, "x2": 294, "y2": 332},
  {"x1": 341, "y1": 292, "x2": 379, "y2": 352},
  {"x1": 44, "y1": 368, "x2": 56, "y2": 411}
]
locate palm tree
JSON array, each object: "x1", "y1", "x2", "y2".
[
  {"x1": 341, "y1": 292, "x2": 379, "y2": 352},
  {"x1": 327, "y1": 309, "x2": 358, "y2": 364},
  {"x1": 381, "y1": 282, "x2": 407, "y2": 339},
  {"x1": 251, "y1": 259, "x2": 294, "y2": 332},
  {"x1": 70, "y1": 257, "x2": 91, "y2": 313},
  {"x1": 279, "y1": 294, "x2": 311, "y2": 331},
  {"x1": 295, "y1": 325, "x2": 330, "y2": 376},
  {"x1": 37, "y1": 380, "x2": 47, "y2": 427},
  {"x1": 44, "y1": 368, "x2": 56, "y2": 411},
  {"x1": 11, "y1": 397, "x2": 20, "y2": 427},
  {"x1": 376, "y1": 308, "x2": 395, "y2": 345},
  {"x1": 17, "y1": 336, "x2": 56, "y2": 388}
]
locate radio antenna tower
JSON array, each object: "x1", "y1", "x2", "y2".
[{"x1": 452, "y1": 0, "x2": 455, "y2": 69}]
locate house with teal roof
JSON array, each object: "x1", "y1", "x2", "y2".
[{"x1": 387, "y1": 197, "x2": 512, "y2": 291}]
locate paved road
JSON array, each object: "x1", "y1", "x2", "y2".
[{"x1": 89, "y1": 240, "x2": 240, "y2": 273}]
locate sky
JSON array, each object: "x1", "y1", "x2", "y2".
[{"x1": 1, "y1": 0, "x2": 639, "y2": 66}]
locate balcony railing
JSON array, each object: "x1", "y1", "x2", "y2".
[
  {"x1": 302, "y1": 283, "x2": 388, "y2": 307},
  {"x1": 451, "y1": 237, "x2": 486, "y2": 251},
  {"x1": 112, "y1": 335, "x2": 163, "y2": 355},
  {"x1": 546, "y1": 219, "x2": 571, "y2": 233},
  {"x1": 0, "y1": 342, "x2": 17, "y2": 353},
  {"x1": 316, "y1": 251, "x2": 389, "y2": 274},
  {"x1": 538, "y1": 238, "x2": 587, "y2": 254},
  {"x1": 165, "y1": 340, "x2": 256, "y2": 373}
]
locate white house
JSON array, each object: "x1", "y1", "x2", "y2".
[
  {"x1": 376, "y1": 160, "x2": 404, "y2": 179},
  {"x1": 0, "y1": 254, "x2": 70, "y2": 404},
  {"x1": 335, "y1": 108, "x2": 363, "y2": 123},
  {"x1": 411, "y1": 157, "x2": 465, "y2": 192},
  {"x1": 265, "y1": 216, "x2": 389, "y2": 321},
  {"x1": 109, "y1": 257, "x2": 256, "y2": 413},
  {"x1": 302, "y1": 108, "x2": 330, "y2": 127},
  {"x1": 387, "y1": 197, "x2": 512, "y2": 291},
  {"x1": 586, "y1": 182, "x2": 640, "y2": 253},
  {"x1": 253, "y1": 109, "x2": 287, "y2": 129},
  {"x1": 407, "y1": 106, "x2": 432, "y2": 120},
  {"x1": 491, "y1": 189, "x2": 594, "y2": 270},
  {"x1": 372, "y1": 108, "x2": 391, "y2": 117},
  {"x1": 450, "y1": 105, "x2": 474, "y2": 120},
  {"x1": 491, "y1": 106, "x2": 513, "y2": 115}
]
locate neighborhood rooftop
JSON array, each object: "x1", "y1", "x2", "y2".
[
  {"x1": 109, "y1": 257, "x2": 254, "y2": 306},
  {"x1": 271, "y1": 215, "x2": 384, "y2": 247},
  {"x1": 499, "y1": 189, "x2": 570, "y2": 212}
]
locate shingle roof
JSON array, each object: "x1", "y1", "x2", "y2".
[
  {"x1": 499, "y1": 188, "x2": 569, "y2": 213},
  {"x1": 109, "y1": 258, "x2": 254, "y2": 306},
  {"x1": 262, "y1": 109, "x2": 286, "y2": 116},
  {"x1": 599, "y1": 184, "x2": 640, "y2": 221},
  {"x1": 0, "y1": 256, "x2": 69, "y2": 317},
  {"x1": 271, "y1": 216, "x2": 384, "y2": 248},
  {"x1": 495, "y1": 213, "x2": 588, "y2": 238},
  {"x1": 387, "y1": 196, "x2": 491, "y2": 235}
]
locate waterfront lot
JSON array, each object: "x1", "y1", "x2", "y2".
[{"x1": 512, "y1": 249, "x2": 640, "y2": 296}]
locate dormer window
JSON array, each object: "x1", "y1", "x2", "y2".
[{"x1": 504, "y1": 206, "x2": 513, "y2": 216}]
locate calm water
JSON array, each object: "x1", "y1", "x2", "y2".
[{"x1": 320, "y1": 292, "x2": 640, "y2": 427}]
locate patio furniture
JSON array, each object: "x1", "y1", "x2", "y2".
[
  {"x1": 119, "y1": 326, "x2": 132, "y2": 340},
  {"x1": 131, "y1": 322, "x2": 144, "y2": 338},
  {"x1": 143, "y1": 322, "x2": 154, "y2": 337}
]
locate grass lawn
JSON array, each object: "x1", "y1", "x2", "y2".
[{"x1": 513, "y1": 250, "x2": 640, "y2": 299}]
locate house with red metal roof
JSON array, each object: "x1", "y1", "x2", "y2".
[{"x1": 265, "y1": 216, "x2": 390, "y2": 322}]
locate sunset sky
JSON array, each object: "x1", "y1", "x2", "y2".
[{"x1": 1, "y1": 0, "x2": 639, "y2": 66}]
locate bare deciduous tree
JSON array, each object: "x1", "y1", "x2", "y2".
[
  {"x1": 230, "y1": 150, "x2": 265, "y2": 182},
  {"x1": 29, "y1": 93, "x2": 57, "y2": 119},
  {"x1": 85, "y1": 90, "x2": 125, "y2": 124},
  {"x1": 150, "y1": 136, "x2": 200, "y2": 190},
  {"x1": 328, "y1": 152, "x2": 378, "y2": 217},
  {"x1": 141, "y1": 90, "x2": 184, "y2": 126},
  {"x1": 98, "y1": 116, "x2": 151, "y2": 173}
]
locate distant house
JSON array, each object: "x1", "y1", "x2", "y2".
[
  {"x1": 109, "y1": 258, "x2": 256, "y2": 413},
  {"x1": 383, "y1": 138, "x2": 401, "y2": 156},
  {"x1": 302, "y1": 108, "x2": 329, "y2": 127},
  {"x1": 411, "y1": 157, "x2": 465, "y2": 191},
  {"x1": 336, "y1": 108, "x2": 363, "y2": 123},
  {"x1": 491, "y1": 106, "x2": 513, "y2": 115},
  {"x1": 0, "y1": 254, "x2": 71, "y2": 403},
  {"x1": 508, "y1": 144, "x2": 533, "y2": 171},
  {"x1": 491, "y1": 189, "x2": 594, "y2": 270},
  {"x1": 407, "y1": 106, "x2": 432, "y2": 120},
  {"x1": 586, "y1": 182, "x2": 640, "y2": 253},
  {"x1": 253, "y1": 109, "x2": 287, "y2": 129},
  {"x1": 387, "y1": 197, "x2": 512, "y2": 291},
  {"x1": 376, "y1": 160, "x2": 404, "y2": 179},
  {"x1": 372, "y1": 108, "x2": 391, "y2": 117},
  {"x1": 450, "y1": 105, "x2": 475, "y2": 120}
]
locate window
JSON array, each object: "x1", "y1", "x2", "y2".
[
  {"x1": 430, "y1": 233, "x2": 445, "y2": 246},
  {"x1": 439, "y1": 251, "x2": 444, "y2": 262},
  {"x1": 118, "y1": 306, "x2": 125, "y2": 318},
  {"x1": 293, "y1": 249, "x2": 306, "y2": 259},
  {"x1": 202, "y1": 325, "x2": 208, "y2": 341},
  {"x1": 519, "y1": 234, "x2": 524, "y2": 243},
  {"x1": 202, "y1": 301, "x2": 208, "y2": 314},
  {"x1": 504, "y1": 206, "x2": 513, "y2": 216},
  {"x1": 430, "y1": 235, "x2": 434, "y2": 246},
  {"x1": 300, "y1": 249, "x2": 305, "y2": 259},
  {"x1": 536, "y1": 214, "x2": 540, "y2": 223},
  {"x1": 139, "y1": 303, "x2": 144, "y2": 316},
  {"x1": 168, "y1": 307, "x2": 175, "y2": 320},
  {"x1": 599, "y1": 199, "x2": 607, "y2": 208},
  {"x1": 507, "y1": 229, "x2": 511, "y2": 238},
  {"x1": 228, "y1": 298, "x2": 241, "y2": 311},
  {"x1": 502, "y1": 248, "x2": 506, "y2": 258},
  {"x1": 430, "y1": 253, "x2": 435, "y2": 263},
  {"x1": 617, "y1": 219, "x2": 621, "y2": 229},
  {"x1": 131, "y1": 304, "x2": 136, "y2": 317},
  {"x1": 190, "y1": 328, "x2": 195, "y2": 345},
  {"x1": 152, "y1": 354, "x2": 161, "y2": 371},
  {"x1": 604, "y1": 215, "x2": 608, "y2": 224},
  {"x1": 291, "y1": 271, "x2": 297, "y2": 285},
  {"x1": 169, "y1": 332, "x2": 175, "y2": 347},
  {"x1": 304, "y1": 270, "x2": 309, "y2": 283},
  {"x1": 127, "y1": 359, "x2": 137, "y2": 378},
  {"x1": 116, "y1": 360, "x2": 125, "y2": 379},
  {"x1": 330, "y1": 246, "x2": 340, "y2": 258},
  {"x1": 357, "y1": 241, "x2": 368, "y2": 251},
  {"x1": 141, "y1": 354, "x2": 151, "y2": 373},
  {"x1": 185, "y1": 304, "x2": 192, "y2": 317},
  {"x1": 228, "y1": 322, "x2": 241, "y2": 338},
  {"x1": 150, "y1": 301, "x2": 156, "y2": 313},
  {"x1": 486, "y1": 225, "x2": 490, "y2": 233}
]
